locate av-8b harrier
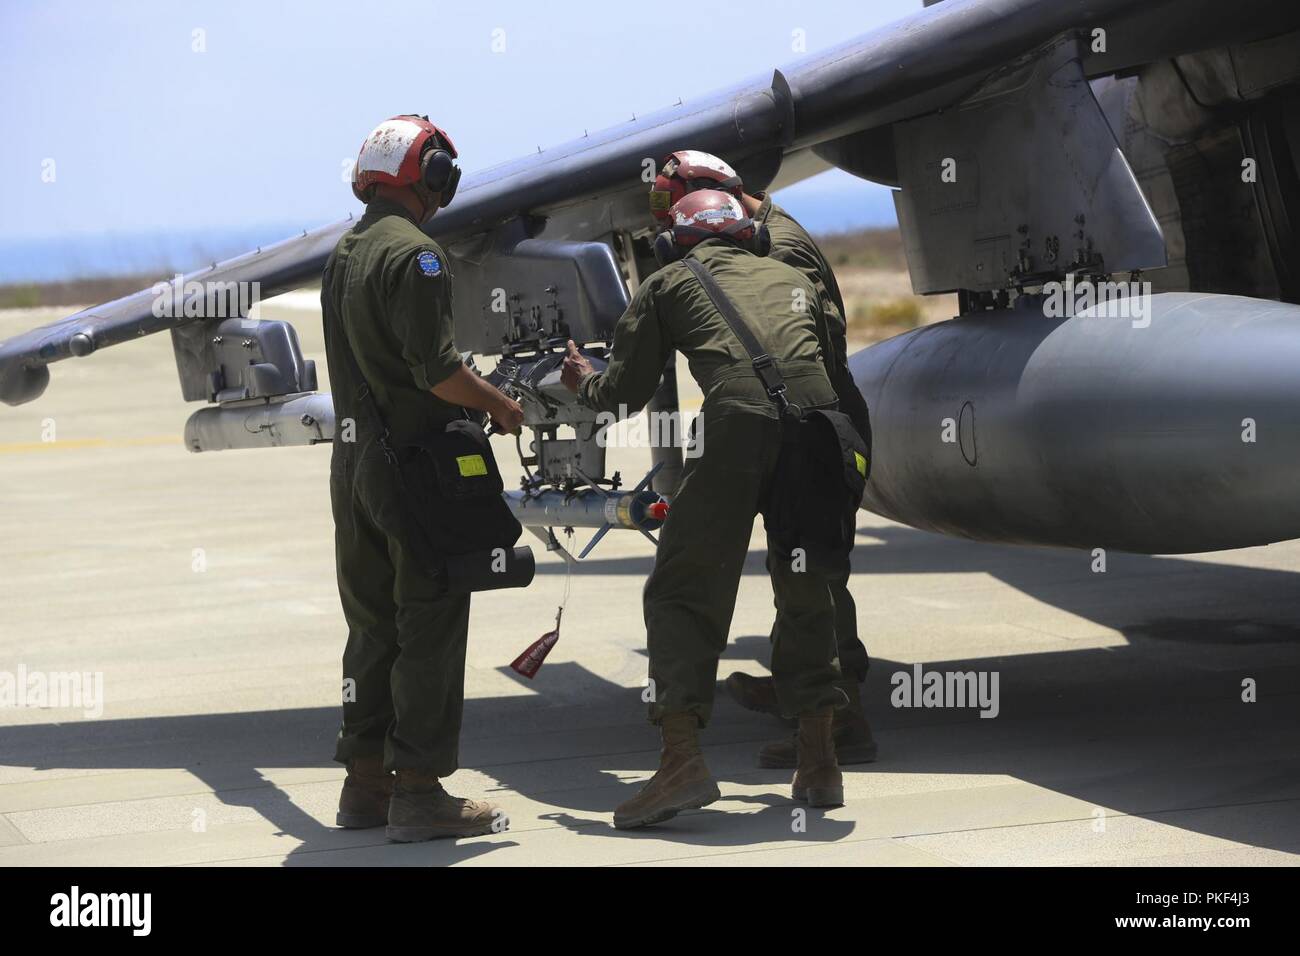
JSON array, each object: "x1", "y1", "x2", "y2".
[{"x1": 4, "y1": 0, "x2": 1300, "y2": 560}]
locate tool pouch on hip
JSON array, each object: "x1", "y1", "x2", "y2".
[
  {"x1": 397, "y1": 418, "x2": 523, "y2": 561},
  {"x1": 765, "y1": 408, "x2": 869, "y2": 570},
  {"x1": 349, "y1": 388, "x2": 530, "y2": 594}
]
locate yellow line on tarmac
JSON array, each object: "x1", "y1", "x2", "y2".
[{"x1": 0, "y1": 435, "x2": 179, "y2": 454}]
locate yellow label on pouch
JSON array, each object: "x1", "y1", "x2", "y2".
[
  {"x1": 854, "y1": 451, "x2": 868, "y2": 477},
  {"x1": 456, "y1": 454, "x2": 489, "y2": 477}
]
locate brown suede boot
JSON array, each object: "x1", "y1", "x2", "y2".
[
  {"x1": 758, "y1": 679, "x2": 877, "y2": 769},
  {"x1": 724, "y1": 672, "x2": 782, "y2": 717},
  {"x1": 613, "y1": 713, "x2": 721, "y2": 829},
  {"x1": 386, "y1": 770, "x2": 502, "y2": 842},
  {"x1": 335, "y1": 754, "x2": 393, "y2": 829},
  {"x1": 792, "y1": 708, "x2": 845, "y2": 807}
]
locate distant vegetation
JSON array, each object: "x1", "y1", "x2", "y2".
[
  {"x1": 0, "y1": 276, "x2": 158, "y2": 311},
  {"x1": 817, "y1": 227, "x2": 956, "y2": 341},
  {"x1": 817, "y1": 226, "x2": 910, "y2": 272},
  {"x1": 0, "y1": 274, "x2": 322, "y2": 312},
  {"x1": 853, "y1": 296, "x2": 923, "y2": 329}
]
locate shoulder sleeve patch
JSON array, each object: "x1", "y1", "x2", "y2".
[{"x1": 415, "y1": 250, "x2": 443, "y2": 278}]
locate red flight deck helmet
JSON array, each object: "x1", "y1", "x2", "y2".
[
  {"x1": 648, "y1": 150, "x2": 744, "y2": 226},
  {"x1": 653, "y1": 190, "x2": 760, "y2": 265},
  {"x1": 351, "y1": 115, "x2": 461, "y2": 205}
]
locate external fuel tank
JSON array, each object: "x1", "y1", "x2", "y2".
[{"x1": 850, "y1": 292, "x2": 1300, "y2": 554}]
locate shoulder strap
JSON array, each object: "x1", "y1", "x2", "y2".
[
  {"x1": 342, "y1": 334, "x2": 397, "y2": 458},
  {"x1": 682, "y1": 257, "x2": 792, "y2": 414},
  {"x1": 325, "y1": 259, "x2": 397, "y2": 462}
]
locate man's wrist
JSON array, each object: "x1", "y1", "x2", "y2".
[{"x1": 489, "y1": 393, "x2": 515, "y2": 418}]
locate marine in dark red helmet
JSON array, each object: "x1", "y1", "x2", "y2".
[
  {"x1": 561, "y1": 189, "x2": 846, "y2": 828},
  {"x1": 650, "y1": 189, "x2": 764, "y2": 263},
  {"x1": 649, "y1": 150, "x2": 880, "y2": 771}
]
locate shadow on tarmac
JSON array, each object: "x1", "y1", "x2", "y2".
[{"x1": 5, "y1": 524, "x2": 1299, "y2": 864}]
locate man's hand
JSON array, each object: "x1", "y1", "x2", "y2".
[
  {"x1": 430, "y1": 363, "x2": 524, "y2": 434},
  {"x1": 561, "y1": 339, "x2": 595, "y2": 393},
  {"x1": 489, "y1": 394, "x2": 525, "y2": 436}
]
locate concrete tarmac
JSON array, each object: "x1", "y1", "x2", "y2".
[{"x1": 1, "y1": 297, "x2": 1297, "y2": 866}]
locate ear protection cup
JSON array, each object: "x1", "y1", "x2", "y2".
[
  {"x1": 440, "y1": 164, "x2": 462, "y2": 206},
  {"x1": 653, "y1": 230, "x2": 681, "y2": 267},
  {"x1": 421, "y1": 148, "x2": 455, "y2": 192}
]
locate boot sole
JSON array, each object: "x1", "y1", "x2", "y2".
[
  {"x1": 792, "y1": 784, "x2": 845, "y2": 807},
  {"x1": 758, "y1": 741, "x2": 879, "y2": 770},
  {"x1": 612, "y1": 781, "x2": 721, "y2": 830},
  {"x1": 386, "y1": 822, "x2": 498, "y2": 842},
  {"x1": 336, "y1": 811, "x2": 388, "y2": 829}
]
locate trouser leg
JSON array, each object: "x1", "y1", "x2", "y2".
[
  {"x1": 354, "y1": 456, "x2": 472, "y2": 776},
  {"x1": 643, "y1": 415, "x2": 766, "y2": 728},
  {"x1": 830, "y1": 558, "x2": 870, "y2": 680},
  {"x1": 387, "y1": 542, "x2": 471, "y2": 776},
  {"x1": 332, "y1": 455, "x2": 401, "y2": 765},
  {"x1": 766, "y1": 534, "x2": 841, "y2": 718},
  {"x1": 767, "y1": 552, "x2": 867, "y2": 678}
]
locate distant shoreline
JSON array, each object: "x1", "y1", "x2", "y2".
[{"x1": 0, "y1": 226, "x2": 909, "y2": 312}]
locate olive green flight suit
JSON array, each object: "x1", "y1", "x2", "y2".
[
  {"x1": 322, "y1": 198, "x2": 472, "y2": 776},
  {"x1": 756, "y1": 194, "x2": 872, "y2": 681},
  {"x1": 579, "y1": 239, "x2": 842, "y2": 726}
]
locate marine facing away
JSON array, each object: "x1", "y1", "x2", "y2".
[
  {"x1": 562, "y1": 190, "x2": 848, "y2": 828},
  {"x1": 649, "y1": 150, "x2": 878, "y2": 768},
  {"x1": 322, "y1": 114, "x2": 524, "y2": 843}
]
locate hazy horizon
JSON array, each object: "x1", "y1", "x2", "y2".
[{"x1": 0, "y1": 176, "x2": 900, "y2": 285}]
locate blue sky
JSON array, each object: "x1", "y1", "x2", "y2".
[{"x1": 0, "y1": 0, "x2": 918, "y2": 280}]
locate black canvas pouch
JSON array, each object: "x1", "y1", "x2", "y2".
[
  {"x1": 791, "y1": 408, "x2": 868, "y2": 561},
  {"x1": 762, "y1": 409, "x2": 867, "y2": 568},
  {"x1": 396, "y1": 418, "x2": 522, "y2": 558}
]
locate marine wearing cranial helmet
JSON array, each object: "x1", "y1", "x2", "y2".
[
  {"x1": 561, "y1": 184, "x2": 859, "y2": 828},
  {"x1": 324, "y1": 115, "x2": 524, "y2": 844},
  {"x1": 648, "y1": 149, "x2": 880, "y2": 773}
]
